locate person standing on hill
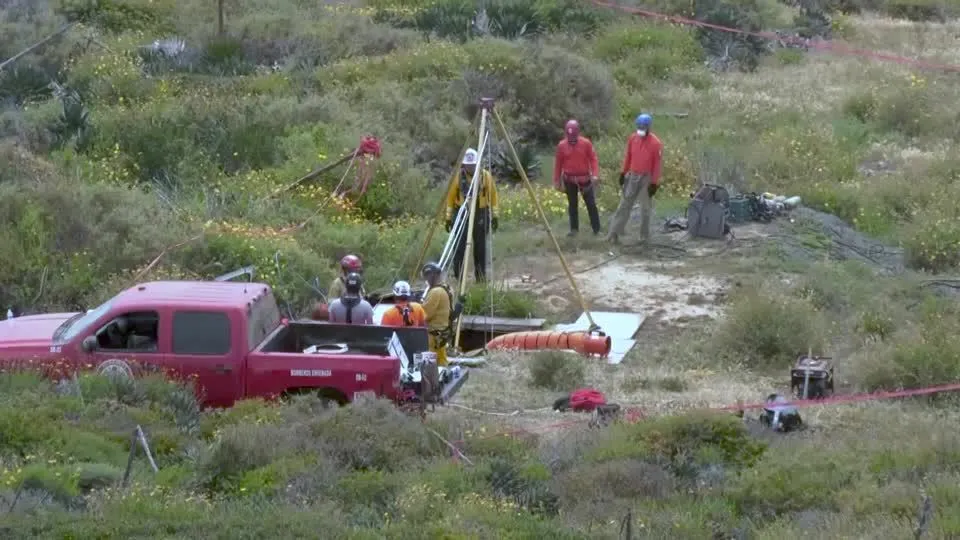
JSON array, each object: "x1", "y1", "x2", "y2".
[
  {"x1": 554, "y1": 119, "x2": 601, "y2": 237},
  {"x1": 446, "y1": 148, "x2": 499, "y2": 283},
  {"x1": 608, "y1": 113, "x2": 663, "y2": 245},
  {"x1": 381, "y1": 280, "x2": 426, "y2": 327}
]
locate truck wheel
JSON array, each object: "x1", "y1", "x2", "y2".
[
  {"x1": 317, "y1": 388, "x2": 347, "y2": 408},
  {"x1": 96, "y1": 359, "x2": 134, "y2": 381}
]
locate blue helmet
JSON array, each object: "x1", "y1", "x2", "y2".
[{"x1": 635, "y1": 114, "x2": 652, "y2": 128}]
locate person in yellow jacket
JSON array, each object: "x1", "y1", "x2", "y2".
[
  {"x1": 445, "y1": 148, "x2": 498, "y2": 283},
  {"x1": 420, "y1": 262, "x2": 454, "y2": 367}
]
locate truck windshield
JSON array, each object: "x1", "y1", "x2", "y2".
[{"x1": 53, "y1": 301, "x2": 112, "y2": 344}]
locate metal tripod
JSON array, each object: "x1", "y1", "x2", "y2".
[{"x1": 411, "y1": 98, "x2": 602, "y2": 352}]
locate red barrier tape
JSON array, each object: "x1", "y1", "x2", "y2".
[
  {"x1": 588, "y1": 0, "x2": 960, "y2": 73},
  {"x1": 450, "y1": 381, "x2": 960, "y2": 447}
]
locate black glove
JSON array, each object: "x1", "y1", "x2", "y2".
[
  {"x1": 648, "y1": 183, "x2": 659, "y2": 198},
  {"x1": 491, "y1": 216, "x2": 499, "y2": 232},
  {"x1": 618, "y1": 173, "x2": 625, "y2": 187},
  {"x1": 445, "y1": 219, "x2": 452, "y2": 232}
]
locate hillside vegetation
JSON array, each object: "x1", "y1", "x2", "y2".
[{"x1": 5, "y1": 0, "x2": 960, "y2": 537}]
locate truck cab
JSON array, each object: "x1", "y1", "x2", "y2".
[{"x1": 0, "y1": 281, "x2": 466, "y2": 409}]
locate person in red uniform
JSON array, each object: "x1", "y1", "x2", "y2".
[
  {"x1": 553, "y1": 119, "x2": 601, "y2": 237},
  {"x1": 608, "y1": 113, "x2": 663, "y2": 245}
]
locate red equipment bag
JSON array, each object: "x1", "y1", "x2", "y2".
[{"x1": 568, "y1": 388, "x2": 606, "y2": 412}]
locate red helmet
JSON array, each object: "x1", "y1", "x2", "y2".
[
  {"x1": 340, "y1": 254, "x2": 362, "y2": 272},
  {"x1": 565, "y1": 119, "x2": 580, "y2": 138}
]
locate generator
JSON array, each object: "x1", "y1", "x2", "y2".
[
  {"x1": 759, "y1": 394, "x2": 803, "y2": 432},
  {"x1": 790, "y1": 355, "x2": 834, "y2": 399}
]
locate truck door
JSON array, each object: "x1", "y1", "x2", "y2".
[
  {"x1": 85, "y1": 308, "x2": 169, "y2": 378},
  {"x1": 171, "y1": 310, "x2": 241, "y2": 408}
]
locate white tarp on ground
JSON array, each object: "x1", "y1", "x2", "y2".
[
  {"x1": 554, "y1": 311, "x2": 645, "y2": 365},
  {"x1": 375, "y1": 303, "x2": 642, "y2": 364}
]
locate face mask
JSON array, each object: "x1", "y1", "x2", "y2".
[{"x1": 637, "y1": 130, "x2": 647, "y2": 137}]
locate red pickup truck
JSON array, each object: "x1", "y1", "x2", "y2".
[{"x1": 0, "y1": 281, "x2": 467, "y2": 408}]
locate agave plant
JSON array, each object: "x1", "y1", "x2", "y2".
[
  {"x1": 412, "y1": 2, "x2": 474, "y2": 42},
  {"x1": 490, "y1": 140, "x2": 541, "y2": 184},
  {"x1": 485, "y1": 1, "x2": 542, "y2": 40},
  {"x1": 48, "y1": 83, "x2": 92, "y2": 152}
]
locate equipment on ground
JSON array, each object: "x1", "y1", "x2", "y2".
[
  {"x1": 486, "y1": 330, "x2": 611, "y2": 358},
  {"x1": 727, "y1": 195, "x2": 753, "y2": 223},
  {"x1": 409, "y1": 98, "x2": 604, "y2": 356},
  {"x1": 687, "y1": 184, "x2": 731, "y2": 239},
  {"x1": 791, "y1": 354, "x2": 835, "y2": 399},
  {"x1": 759, "y1": 393, "x2": 803, "y2": 432},
  {"x1": 553, "y1": 388, "x2": 607, "y2": 412}
]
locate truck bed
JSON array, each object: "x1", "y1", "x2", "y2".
[
  {"x1": 252, "y1": 320, "x2": 468, "y2": 406},
  {"x1": 257, "y1": 320, "x2": 429, "y2": 367}
]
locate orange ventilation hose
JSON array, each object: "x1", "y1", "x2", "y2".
[{"x1": 486, "y1": 331, "x2": 612, "y2": 358}]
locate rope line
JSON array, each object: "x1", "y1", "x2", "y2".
[
  {"x1": 449, "y1": 379, "x2": 960, "y2": 446},
  {"x1": 588, "y1": 0, "x2": 960, "y2": 74}
]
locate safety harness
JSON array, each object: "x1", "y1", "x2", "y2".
[
  {"x1": 395, "y1": 304, "x2": 413, "y2": 326},
  {"x1": 341, "y1": 296, "x2": 360, "y2": 324},
  {"x1": 427, "y1": 284, "x2": 462, "y2": 344}
]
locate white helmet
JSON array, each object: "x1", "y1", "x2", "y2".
[
  {"x1": 392, "y1": 280, "x2": 412, "y2": 298},
  {"x1": 462, "y1": 148, "x2": 478, "y2": 166}
]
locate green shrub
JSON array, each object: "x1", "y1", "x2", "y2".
[
  {"x1": 53, "y1": 430, "x2": 127, "y2": 465},
  {"x1": 716, "y1": 289, "x2": 827, "y2": 369},
  {"x1": 13, "y1": 464, "x2": 83, "y2": 508},
  {"x1": 195, "y1": 423, "x2": 300, "y2": 493},
  {"x1": 58, "y1": 0, "x2": 177, "y2": 33},
  {"x1": 592, "y1": 22, "x2": 703, "y2": 90},
  {"x1": 528, "y1": 350, "x2": 586, "y2": 392},
  {"x1": 881, "y1": 0, "x2": 951, "y2": 21},
  {"x1": 621, "y1": 375, "x2": 689, "y2": 393},
  {"x1": 855, "y1": 301, "x2": 960, "y2": 392},
  {"x1": 485, "y1": 458, "x2": 559, "y2": 516},
  {"x1": 463, "y1": 283, "x2": 538, "y2": 317},
  {"x1": 842, "y1": 90, "x2": 878, "y2": 123},
  {"x1": 728, "y1": 442, "x2": 861, "y2": 518},
  {"x1": 324, "y1": 38, "x2": 616, "y2": 148},
  {"x1": 0, "y1": 177, "x2": 187, "y2": 311},
  {"x1": 375, "y1": 0, "x2": 612, "y2": 42},
  {"x1": 588, "y1": 410, "x2": 767, "y2": 477},
  {"x1": 76, "y1": 463, "x2": 123, "y2": 492},
  {"x1": 307, "y1": 398, "x2": 443, "y2": 471},
  {"x1": 903, "y1": 209, "x2": 960, "y2": 273}
]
